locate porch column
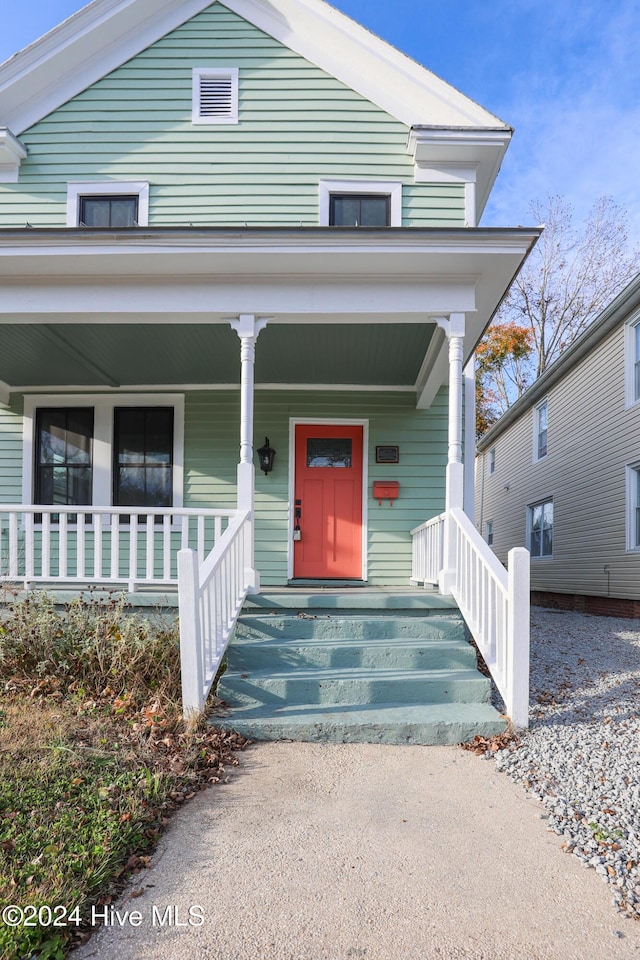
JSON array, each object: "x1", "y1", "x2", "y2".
[
  {"x1": 438, "y1": 312, "x2": 465, "y2": 596},
  {"x1": 229, "y1": 313, "x2": 269, "y2": 593}
]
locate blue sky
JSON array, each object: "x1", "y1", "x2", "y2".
[{"x1": 2, "y1": 0, "x2": 639, "y2": 241}]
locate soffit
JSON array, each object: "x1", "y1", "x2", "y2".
[{"x1": 0, "y1": 322, "x2": 433, "y2": 389}]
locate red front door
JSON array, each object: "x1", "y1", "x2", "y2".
[{"x1": 293, "y1": 424, "x2": 363, "y2": 579}]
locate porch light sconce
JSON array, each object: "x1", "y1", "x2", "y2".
[{"x1": 257, "y1": 437, "x2": 276, "y2": 475}]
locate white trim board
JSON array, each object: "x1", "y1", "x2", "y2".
[{"x1": 287, "y1": 417, "x2": 369, "y2": 581}]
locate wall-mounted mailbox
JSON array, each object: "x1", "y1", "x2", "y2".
[{"x1": 373, "y1": 481, "x2": 400, "y2": 506}]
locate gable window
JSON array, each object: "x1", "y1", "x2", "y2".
[
  {"x1": 318, "y1": 180, "x2": 402, "y2": 227},
  {"x1": 527, "y1": 498, "x2": 553, "y2": 558},
  {"x1": 113, "y1": 408, "x2": 173, "y2": 508},
  {"x1": 79, "y1": 195, "x2": 138, "y2": 228},
  {"x1": 534, "y1": 399, "x2": 548, "y2": 461},
  {"x1": 192, "y1": 68, "x2": 239, "y2": 124},
  {"x1": 25, "y1": 395, "x2": 183, "y2": 513},
  {"x1": 35, "y1": 408, "x2": 94, "y2": 507},
  {"x1": 67, "y1": 182, "x2": 149, "y2": 228}
]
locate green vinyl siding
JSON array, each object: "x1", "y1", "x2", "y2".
[
  {"x1": 185, "y1": 388, "x2": 448, "y2": 585},
  {"x1": 0, "y1": 390, "x2": 447, "y2": 586},
  {"x1": 0, "y1": 397, "x2": 23, "y2": 503},
  {"x1": 0, "y1": 4, "x2": 464, "y2": 228}
]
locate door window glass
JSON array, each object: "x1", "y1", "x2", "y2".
[{"x1": 306, "y1": 438, "x2": 352, "y2": 468}]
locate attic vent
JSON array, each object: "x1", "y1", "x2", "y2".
[{"x1": 192, "y1": 67, "x2": 239, "y2": 125}]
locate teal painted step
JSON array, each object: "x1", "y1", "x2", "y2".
[
  {"x1": 212, "y1": 702, "x2": 505, "y2": 747},
  {"x1": 217, "y1": 666, "x2": 490, "y2": 707},
  {"x1": 236, "y1": 614, "x2": 463, "y2": 641},
  {"x1": 212, "y1": 592, "x2": 506, "y2": 745},
  {"x1": 229, "y1": 637, "x2": 477, "y2": 671}
]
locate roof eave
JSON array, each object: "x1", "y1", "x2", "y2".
[{"x1": 477, "y1": 272, "x2": 640, "y2": 451}]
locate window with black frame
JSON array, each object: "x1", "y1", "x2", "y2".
[
  {"x1": 113, "y1": 407, "x2": 174, "y2": 514},
  {"x1": 34, "y1": 408, "x2": 94, "y2": 517},
  {"x1": 79, "y1": 195, "x2": 138, "y2": 228},
  {"x1": 329, "y1": 193, "x2": 390, "y2": 227}
]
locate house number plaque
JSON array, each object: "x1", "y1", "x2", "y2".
[{"x1": 375, "y1": 445, "x2": 399, "y2": 464}]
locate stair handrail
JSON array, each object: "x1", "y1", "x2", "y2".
[
  {"x1": 178, "y1": 508, "x2": 252, "y2": 720},
  {"x1": 448, "y1": 506, "x2": 530, "y2": 728}
]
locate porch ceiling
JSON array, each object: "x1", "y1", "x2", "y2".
[
  {"x1": 0, "y1": 322, "x2": 434, "y2": 389},
  {"x1": 0, "y1": 226, "x2": 541, "y2": 400}
]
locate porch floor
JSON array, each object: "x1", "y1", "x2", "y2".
[{"x1": 213, "y1": 591, "x2": 506, "y2": 745}]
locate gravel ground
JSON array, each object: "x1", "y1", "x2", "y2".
[{"x1": 490, "y1": 607, "x2": 640, "y2": 920}]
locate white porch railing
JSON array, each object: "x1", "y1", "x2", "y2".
[
  {"x1": 410, "y1": 514, "x2": 445, "y2": 586},
  {"x1": 410, "y1": 507, "x2": 530, "y2": 728},
  {"x1": 178, "y1": 509, "x2": 252, "y2": 718},
  {"x1": 0, "y1": 505, "x2": 238, "y2": 591}
]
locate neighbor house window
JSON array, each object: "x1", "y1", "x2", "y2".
[
  {"x1": 488, "y1": 448, "x2": 496, "y2": 475},
  {"x1": 528, "y1": 498, "x2": 553, "y2": 558},
  {"x1": 66, "y1": 182, "x2": 149, "y2": 227},
  {"x1": 34, "y1": 408, "x2": 94, "y2": 506},
  {"x1": 534, "y1": 400, "x2": 548, "y2": 461},
  {"x1": 626, "y1": 316, "x2": 640, "y2": 406},
  {"x1": 318, "y1": 180, "x2": 402, "y2": 226},
  {"x1": 485, "y1": 520, "x2": 494, "y2": 547},
  {"x1": 192, "y1": 68, "x2": 239, "y2": 124},
  {"x1": 24, "y1": 395, "x2": 183, "y2": 513},
  {"x1": 626, "y1": 463, "x2": 640, "y2": 550}
]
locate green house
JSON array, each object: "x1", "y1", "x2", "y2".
[{"x1": 0, "y1": 0, "x2": 538, "y2": 738}]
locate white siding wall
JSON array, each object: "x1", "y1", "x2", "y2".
[{"x1": 476, "y1": 322, "x2": 640, "y2": 600}]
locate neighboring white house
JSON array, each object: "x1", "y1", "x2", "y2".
[{"x1": 476, "y1": 273, "x2": 640, "y2": 617}]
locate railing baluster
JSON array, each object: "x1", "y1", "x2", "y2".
[
  {"x1": 111, "y1": 514, "x2": 120, "y2": 580},
  {"x1": 8, "y1": 512, "x2": 18, "y2": 579},
  {"x1": 94, "y1": 514, "x2": 103, "y2": 579},
  {"x1": 24, "y1": 513, "x2": 34, "y2": 581},
  {"x1": 59, "y1": 514, "x2": 68, "y2": 578},
  {"x1": 42, "y1": 513, "x2": 51, "y2": 578},
  {"x1": 163, "y1": 515, "x2": 172, "y2": 581},
  {"x1": 146, "y1": 514, "x2": 155, "y2": 581},
  {"x1": 197, "y1": 515, "x2": 205, "y2": 564},
  {"x1": 77, "y1": 514, "x2": 86, "y2": 578},
  {"x1": 129, "y1": 515, "x2": 138, "y2": 590}
]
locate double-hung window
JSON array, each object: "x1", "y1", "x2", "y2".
[
  {"x1": 79, "y1": 195, "x2": 138, "y2": 228},
  {"x1": 318, "y1": 180, "x2": 402, "y2": 227},
  {"x1": 528, "y1": 498, "x2": 553, "y2": 558},
  {"x1": 626, "y1": 463, "x2": 640, "y2": 551},
  {"x1": 329, "y1": 194, "x2": 390, "y2": 227},
  {"x1": 67, "y1": 182, "x2": 149, "y2": 228},
  {"x1": 25, "y1": 395, "x2": 183, "y2": 515},
  {"x1": 626, "y1": 317, "x2": 640, "y2": 406},
  {"x1": 485, "y1": 520, "x2": 494, "y2": 547},
  {"x1": 534, "y1": 400, "x2": 548, "y2": 461},
  {"x1": 113, "y1": 408, "x2": 174, "y2": 508},
  {"x1": 35, "y1": 408, "x2": 93, "y2": 508}
]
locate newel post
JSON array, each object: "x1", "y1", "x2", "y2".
[
  {"x1": 438, "y1": 313, "x2": 465, "y2": 596},
  {"x1": 229, "y1": 314, "x2": 269, "y2": 594},
  {"x1": 506, "y1": 547, "x2": 530, "y2": 729}
]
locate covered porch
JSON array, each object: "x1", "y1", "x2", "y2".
[{"x1": 0, "y1": 225, "x2": 537, "y2": 725}]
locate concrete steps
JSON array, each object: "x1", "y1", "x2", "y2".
[{"x1": 213, "y1": 592, "x2": 505, "y2": 745}]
